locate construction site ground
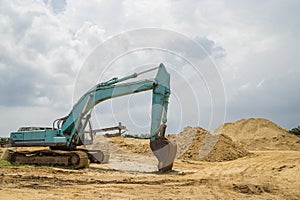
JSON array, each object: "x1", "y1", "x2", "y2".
[{"x1": 1, "y1": 118, "x2": 300, "y2": 200}]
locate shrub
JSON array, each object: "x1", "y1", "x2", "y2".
[{"x1": 289, "y1": 126, "x2": 300, "y2": 137}]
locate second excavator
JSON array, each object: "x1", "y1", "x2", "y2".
[{"x1": 7, "y1": 63, "x2": 177, "y2": 172}]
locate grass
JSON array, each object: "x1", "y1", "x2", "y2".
[
  {"x1": 0, "y1": 158, "x2": 12, "y2": 166},
  {"x1": 0, "y1": 157, "x2": 55, "y2": 168},
  {"x1": 0, "y1": 158, "x2": 34, "y2": 167}
]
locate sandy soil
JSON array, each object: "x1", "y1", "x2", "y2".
[
  {"x1": 1, "y1": 118, "x2": 299, "y2": 199},
  {"x1": 214, "y1": 118, "x2": 300, "y2": 151},
  {"x1": 1, "y1": 149, "x2": 299, "y2": 199}
]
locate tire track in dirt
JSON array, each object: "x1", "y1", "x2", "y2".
[{"x1": 1, "y1": 172, "x2": 213, "y2": 186}]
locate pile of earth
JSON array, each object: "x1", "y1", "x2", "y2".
[
  {"x1": 175, "y1": 126, "x2": 250, "y2": 162},
  {"x1": 106, "y1": 136, "x2": 151, "y2": 154},
  {"x1": 103, "y1": 134, "x2": 175, "y2": 155},
  {"x1": 105, "y1": 126, "x2": 250, "y2": 162},
  {"x1": 213, "y1": 118, "x2": 300, "y2": 151}
]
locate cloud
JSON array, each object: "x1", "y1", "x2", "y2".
[
  {"x1": 71, "y1": 28, "x2": 226, "y2": 134},
  {"x1": 0, "y1": 0, "x2": 299, "y2": 137}
]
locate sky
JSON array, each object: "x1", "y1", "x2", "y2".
[{"x1": 0, "y1": 0, "x2": 299, "y2": 137}]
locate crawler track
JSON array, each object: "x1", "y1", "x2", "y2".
[{"x1": 9, "y1": 149, "x2": 89, "y2": 169}]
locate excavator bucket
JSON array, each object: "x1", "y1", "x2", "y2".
[{"x1": 150, "y1": 136, "x2": 177, "y2": 172}]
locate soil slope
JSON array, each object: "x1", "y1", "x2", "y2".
[
  {"x1": 213, "y1": 118, "x2": 300, "y2": 151},
  {"x1": 175, "y1": 126, "x2": 250, "y2": 162}
]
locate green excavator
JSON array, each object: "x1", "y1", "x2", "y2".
[{"x1": 7, "y1": 63, "x2": 177, "y2": 172}]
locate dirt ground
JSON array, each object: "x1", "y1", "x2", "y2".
[
  {"x1": 0, "y1": 150, "x2": 299, "y2": 200},
  {"x1": 1, "y1": 118, "x2": 300, "y2": 200}
]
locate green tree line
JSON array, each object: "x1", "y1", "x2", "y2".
[{"x1": 289, "y1": 126, "x2": 300, "y2": 137}]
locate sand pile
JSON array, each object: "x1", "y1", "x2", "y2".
[
  {"x1": 103, "y1": 125, "x2": 252, "y2": 162},
  {"x1": 175, "y1": 126, "x2": 250, "y2": 162},
  {"x1": 105, "y1": 126, "x2": 250, "y2": 162},
  {"x1": 107, "y1": 136, "x2": 151, "y2": 154},
  {"x1": 200, "y1": 134, "x2": 251, "y2": 162},
  {"x1": 213, "y1": 118, "x2": 300, "y2": 151},
  {"x1": 174, "y1": 126, "x2": 207, "y2": 158}
]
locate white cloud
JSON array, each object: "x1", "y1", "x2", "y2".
[{"x1": 0, "y1": 0, "x2": 299, "y2": 137}]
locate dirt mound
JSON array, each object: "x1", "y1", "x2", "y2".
[
  {"x1": 213, "y1": 118, "x2": 300, "y2": 151},
  {"x1": 174, "y1": 126, "x2": 207, "y2": 158},
  {"x1": 103, "y1": 126, "x2": 251, "y2": 162},
  {"x1": 105, "y1": 134, "x2": 177, "y2": 154},
  {"x1": 202, "y1": 134, "x2": 251, "y2": 162},
  {"x1": 107, "y1": 136, "x2": 151, "y2": 154},
  {"x1": 175, "y1": 126, "x2": 250, "y2": 162}
]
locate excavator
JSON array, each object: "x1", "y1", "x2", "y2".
[{"x1": 6, "y1": 63, "x2": 177, "y2": 172}]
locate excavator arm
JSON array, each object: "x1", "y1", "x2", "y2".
[{"x1": 58, "y1": 63, "x2": 176, "y2": 171}]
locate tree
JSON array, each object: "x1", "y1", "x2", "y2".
[
  {"x1": 289, "y1": 126, "x2": 300, "y2": 137},
  {"x1": 122, "y1": 133, "x2": 149, "y2": 139}
]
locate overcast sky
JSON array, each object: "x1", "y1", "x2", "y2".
[{"x1": 0, "y1": 0, "x2": 299, "y2": 137}]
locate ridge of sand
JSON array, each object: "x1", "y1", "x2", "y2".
[
  {"x1": 175, "y1": 126, "x2": 250, "y2": 162},
  {"x1": 213, "y1": 118, "x2": 300, "y2": 151}
]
